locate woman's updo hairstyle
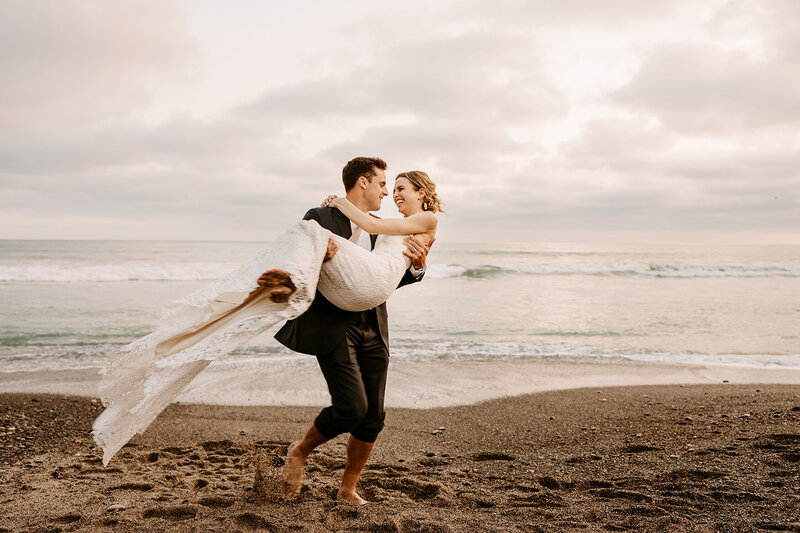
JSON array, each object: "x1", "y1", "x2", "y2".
[{"x1": 395, "y1": 171, "x2": 445, "y2": 214}]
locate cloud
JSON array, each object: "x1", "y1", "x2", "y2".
[
  {"x1": 242, "y1": 31, "x2": 559, "y2": 123},
  {"x1": 612, "y1": 1, "x2": 800, "y2": 133},
  {"x1": 0, "y1": 0, "x2": 798, "y2": 243},
  {"x1": 562, "y1": 116, "x2": 675, "y2": 172},
  {"x1": 460, "y1": 0, "x2": 687, "y2": 30},
  {"x1": 613, "y1": 45, "x2": 800, "y2": 133},
  {"x1": 1, "y1": 25, "x2": 561, "y2": 222},
  {"x1": 0, "y1": 0, "x2": 193, "y2": 129}
]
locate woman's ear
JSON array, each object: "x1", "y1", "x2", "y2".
[{"x1": 418, "y1": 188, "x2": 426, "y2": 200}]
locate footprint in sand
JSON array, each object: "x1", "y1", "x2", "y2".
[
  {"x1": 198, "y1": 496, "x2": 235, "y2": 508},
  {"x1": 615, "y1": 506, "x2": 668, "y2": 517},
  {"x1": 578, "y1": 480, "x2": 614, "y2": 489},
  {"x1": 536, "y1": 476, "x2": 576, "y2": 490},
  {"x1": 400, "y1": 517, "x2": 453, "y2": 533},
  {"x1": 107, "y1": 482, "x2": 153, "y2": 492},
  {"x1": 236, "y1": 512, "x2": 278, "y2": 530},
  {"x1": 373, "y1": 478, "x2": 444, "y2": 501},
  {"x1": 509, "y1": 491, "x2": 567, "y2": 508},
  {"x1": 589, "y1": 488, "x2": 653, "y2": 503},
  {"x1": 471, "y1": 452, "x2": 516, "y2": 461},
  {"x1": 142, "y1": 505, "x2": 198, "y2": 519},
  {"x1": 53, "y1": 513, "x2": 82, "y2": 524},
  {"x1": 660, "y1": 469, "x2": 725, "y2": 482}
]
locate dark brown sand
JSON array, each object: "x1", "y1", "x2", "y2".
[{"x1": 1, "y1": 384, "x2": 799, "y2": 532}]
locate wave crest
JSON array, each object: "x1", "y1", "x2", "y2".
[
  {"x1": 1, "y1": 261, "x2": 798, "y2": 282},
  {"x1": 427, "y1": 263, "x2": 800, "y2": 279}
]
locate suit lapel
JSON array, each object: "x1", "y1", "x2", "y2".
[{"x1": 331, "y1": 208, "x2": 352, "y2": 239}]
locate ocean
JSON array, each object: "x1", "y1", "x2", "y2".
[{"x1": 1, "y1": 239, "x2": 799, "y2": 407}]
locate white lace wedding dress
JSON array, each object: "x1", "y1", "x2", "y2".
[{"x1": 92, "y1": 220, "x2": 410, "y2": 466}]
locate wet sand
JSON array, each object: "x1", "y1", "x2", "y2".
[{"x1": 1, "y1": 384, "x2": 799, "y2": 532}]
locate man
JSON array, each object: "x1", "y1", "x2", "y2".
[{"x1": 258, "y1": 157, "x2": 431, "y2": 504}]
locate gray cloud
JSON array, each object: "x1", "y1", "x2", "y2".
[
  {"x1": 242, "y1": 31, "x2": 559, "y2": 123},
  {"x1": 0, "y1": 0, "x2": 193, "y2": 129},
  {"x1": 612, "y1": 1, "x2": 800, "y2": 134},
  {"x1": 0, "y1": 0, "x2": 798, "y2": 243},
  {"x1": 613, "y1": 44, "x2": 800, "y2": 132},
  {"x1": 460, "y1": 0, "x2": 686, "y2": 30}
]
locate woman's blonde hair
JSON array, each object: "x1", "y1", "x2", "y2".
[{"x1": 395, "y1": 171, "x2": 445, "y2": 214}]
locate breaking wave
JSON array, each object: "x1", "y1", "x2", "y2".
[
  {"x1": 427, "y1": 263, "x2": 800, "y2": 279},
  {"x1": 1, "y1": 261, "x2": 798, "y2": 282}
]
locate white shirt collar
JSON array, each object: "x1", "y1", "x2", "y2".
[{"x1": 350, "y1": 221, "x2": 372, "y2": 250}]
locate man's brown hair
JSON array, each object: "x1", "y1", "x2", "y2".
[{"x1": 342, "y1": 157, "x2": 387, "y2": 192}]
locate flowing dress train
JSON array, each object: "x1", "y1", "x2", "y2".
[{"x1": 92, "y1": 220, "x2": 410, "y2": 465}]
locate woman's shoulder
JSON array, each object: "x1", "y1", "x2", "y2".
[{"x1": 412, "y1": 211, "x2": 438, "y2": 227}]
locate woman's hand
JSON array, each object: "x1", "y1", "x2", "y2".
[{"x1": 321, "y1": 194, "x2": 338, "y2": 207}]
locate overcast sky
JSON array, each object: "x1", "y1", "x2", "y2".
[{"x1": 1, "y1": 0, "x2": 798, "y2": 244}]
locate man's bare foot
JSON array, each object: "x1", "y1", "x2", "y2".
[
  {"x1": 257, "y1": 269, "x2": 296, "y2": 303},
  {"x1": 282, "y1": 442, "x2": 305, "y2": 499},
  {"x1": 336, "y1": 488, "x2": 368, "y2": 505}
]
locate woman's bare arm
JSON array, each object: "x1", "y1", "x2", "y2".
[{"x1": 330, "y1": 197, "x2": 436, "y2": 236}]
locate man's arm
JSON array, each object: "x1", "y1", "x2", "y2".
[{"x1": 303, "y1": 208, "x2": 338, "y2": 261}]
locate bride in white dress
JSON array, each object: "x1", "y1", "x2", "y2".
[{"x1": 92, "y1": 171, "x2": 442, "y2": 466}]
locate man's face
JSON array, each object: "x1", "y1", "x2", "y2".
[{"x1": 362, "y1": 167, "x2": 388, "y2": 212}]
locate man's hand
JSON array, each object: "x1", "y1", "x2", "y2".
[
  {"x1": 402, "y1": 236, "x2": 434, "y2": 270},
  {"x1": 323, "y1": 237, "x2": 338, "y2": 262},
  {"x1": 257, "y1": 269, "x2": 296, "y2": 303}
]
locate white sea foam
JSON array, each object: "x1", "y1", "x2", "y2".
[
  {"x1": 0, "y1": 263, "x2": 237, "y2": 282},
  {"x1": 4, "y1": 356, "x2": 800, "y2": 408},
  {"x1": 388, "y1": 340, "x2": 800, "y2": 369},
  {"x1": 426, "y1": 262, "x2": 800, "y2": 279},
  {"x1": 2, "y1": 261, "x2": 798, "y2": 282},
  {"x1": 3, "y1": 339, "x2": 798, "y2": 373}
]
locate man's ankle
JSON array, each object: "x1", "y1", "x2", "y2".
[{"x1": 289, "y1": 441, "x2": 307, "y2": 458}]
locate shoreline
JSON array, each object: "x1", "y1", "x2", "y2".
[
  {"x1": 1, "y1": 383, "x2": 799, "y2": 531},
  {"x1": 2, "y1": 357, "x2": 800, "y2": 409}
]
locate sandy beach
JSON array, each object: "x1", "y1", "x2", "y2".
[{"x1": 1, "y1": 384, "x2": 798, "y2": 532}]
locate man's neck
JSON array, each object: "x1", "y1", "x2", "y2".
[{"x1": 345, "y1": 192, "x2": 370, "y2": 213}]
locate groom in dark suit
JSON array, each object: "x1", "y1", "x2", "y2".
[{"x1": 260, "y1": 157, "x2": 430, "y2": 504}]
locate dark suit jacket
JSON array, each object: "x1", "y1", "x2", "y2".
[{"x1": 274, "y1": 206, "x2": 423, "y2": 356}]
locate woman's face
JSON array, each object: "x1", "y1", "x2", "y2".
[{"x1": 393, "y1": 177, "x2": 422, "y2": 216}]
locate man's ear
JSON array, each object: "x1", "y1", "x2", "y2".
[{"x1": 358, "y1": 176, "x2": 369, "y2": 189}]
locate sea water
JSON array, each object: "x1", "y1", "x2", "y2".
[{"x1": 1, "y1": 239, "x2": 799, "y2": 406}]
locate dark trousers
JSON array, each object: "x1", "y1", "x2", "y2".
[{"x1": 314, "y1": 310, "x2": 389, "y2": 443}]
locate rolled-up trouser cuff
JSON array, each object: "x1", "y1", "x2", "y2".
[
  {"x1": 350, "y1": 424, "x2": 383, "y2": 444},
  {"x1": 313, "y1": 410, "x2": 344, "y2": 441},
  {"x1": 313, "y1": 409, "x2": 384, "y2": 443}
]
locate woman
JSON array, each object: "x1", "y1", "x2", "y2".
[
  {"x1": 275, "y1": 170, "x2": 441, "y2": 310},
  {"x1": 93, "y1": 171, "x2": 444, "y2": 466}
]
